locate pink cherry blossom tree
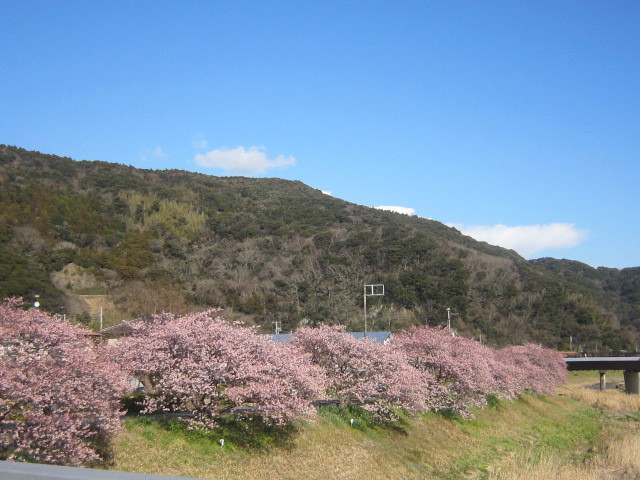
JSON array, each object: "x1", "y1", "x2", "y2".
[
  {"x1": 495, "y1": 344, "x2": 567, "y2": 395},
  {"x1": 113, "y1": 310, "x2": 326, "y2": 430},
  {"x1": 291, "y1": 324, "x2": 447, "y2": 419},
  {"x1": 392, "y1": 326, "x2": 567, "y2": 411},
  {"x1": 0, "y1": 299, "x2": 129, "y2": 467},
  {"x1": 392, "y1": 326, "x2": 501, "y2": 410},
  {"x1": 484, "y1": 351, "x2": 527, "y2": 400}
]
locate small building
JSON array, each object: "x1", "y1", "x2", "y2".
[
  {"x1": 100, "y1": 323, "x2": 134, "y2": 345},
  {"x1": 347, "y1": 331, "x2": 392, "y2": 344}
]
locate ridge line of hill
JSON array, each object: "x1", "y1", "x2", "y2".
[{"x1": 1, "y1": 145, "x2": 638, "y2": 349}]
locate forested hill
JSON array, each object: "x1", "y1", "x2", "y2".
[{"x1": 1, "y1": 145, "x2": 639, "y2": 350}]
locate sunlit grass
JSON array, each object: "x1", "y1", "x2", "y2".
[
  {"x1": 488, "y1": 422, "x2": 640, "y2": 480},
  {"x1": 111, "y1": 394, "x2": 609, "y2": 480},
  {"x1": 489, "y1": 371, "x2": 640, "y2": 479},
  {"x1": 559, "y1": 370, "x2": 640, "y2": 415}
]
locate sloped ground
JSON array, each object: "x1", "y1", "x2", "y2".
[
  {"x1": 490, "y1": 372, "x2": 640, "y2": 479},
  {"x1": 110, "y1": 391, "x2": 621, "y2": 480}
]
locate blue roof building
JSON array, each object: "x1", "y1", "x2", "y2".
[{"x1": 270, "y1": 331, "x2": 392, "y2": 344}]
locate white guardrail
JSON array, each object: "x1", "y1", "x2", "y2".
[{"x1": 0, "y1": 461, "x2": 217, "y2": 480}]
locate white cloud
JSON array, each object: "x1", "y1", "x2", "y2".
[
  {"x1": 152, "y1": 146, "x2": 167, "y2": 158},
  {"x1": 193, "y1": 139, "x2": 209, "y2": 150},
  {"x1": 140, "y1": 146, "x2": 167, "y2": 162},
  {"x1": 194, "y1": 146, "x2": 296, "y2": 175},
  {"x1": 192, "y1": 133, "x2": 209, "y2": 150},
  {"x1": 375, "y1": 205, "x2": 416, "y2": 215},
  {"x1": 322, "y1": 190, "x2": 332, "y2": 196},
  {"x1": 453, "y1": 222, "x2": 588, "y2": 258}
]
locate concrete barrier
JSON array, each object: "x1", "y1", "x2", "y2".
[{"x1": 0, "y1": 461, "x2": 216, "y2": 480}]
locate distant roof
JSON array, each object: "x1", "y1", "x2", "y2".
[
  {"x1": 348, "y1": 331, "x2": 392, "y2": 343},
  {"x1": 101, "y1": 323, "x2": 393, "y2": 344},
  {"x1": 100, "y1": 323, "x2": 134, "y2": 338},
  {"x1": 272, "y1": 333, "x2": 293, "y2": 343},
  {"x1": 270, "y1": 331, "x2": 392, "y2": 344}
]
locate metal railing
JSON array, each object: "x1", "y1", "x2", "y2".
[{"x1": 0, "y1": 461, "x2": 216, "y2": 480}]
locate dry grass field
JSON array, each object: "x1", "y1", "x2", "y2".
[
  {"x1": 490, "y1": 371, "x2": 640, "y2": 479},
  {"x1": 111, "y1": 396, "x2": 602, "y2": 478},
  {"x1": 110, "y1": 371, "x2": 640, "y2": 479}
]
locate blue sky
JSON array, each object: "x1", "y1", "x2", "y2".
[{"x1": 2, "y1": 1, "x2": 638, "y2": 269}]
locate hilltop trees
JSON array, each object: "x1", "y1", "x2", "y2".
[
  {"x1": 0, "y1": 299, "x2": 129, "y2": 466},
  {"x1": 3, "y1": 145, "x2": 637, "y2": 350}
]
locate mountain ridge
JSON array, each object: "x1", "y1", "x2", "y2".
[{"x1": 1, "y1": 145, "x2": 638, "y2": 350}]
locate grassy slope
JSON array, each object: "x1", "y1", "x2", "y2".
[
  {"x1": 111, "y1": 391, "x2": 607, "y2": 480},
  {"x1": 490, "y1": 371, "x2": 640, "y2": 480}
]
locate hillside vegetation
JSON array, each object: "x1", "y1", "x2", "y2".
[{"x1": 1, "y1": 145, "x2": 639, "y2": 349}]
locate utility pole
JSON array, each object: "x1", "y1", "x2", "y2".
[
  {"x1": 363, "y1": 286, "x2": 368, "y2": 338},
  {"x1": 364, "y1": 284, "x2": 384, "y2": 338},
  {"x1": 446, "y1": 307, "x2": 458, "y2": 332}
]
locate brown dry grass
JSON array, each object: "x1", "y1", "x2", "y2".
[
  {"x1": 113, "y1": 413, "x2": 459, "y2": 480},
  {"x1": 110, "y1": 371, "x2": 640, "y2": 479},
  {"x1": 561, "y1": 371, "x2": 640, "y2": 414},
  {"x1": 489, "y1": 371, "x2": 640, "y2": 480},
  {"x1": 112, "y1": 394, "x2": 602, "y2": 480},
  {"x1": 489, "y1": 424, "x2": 640, "y2": 480}
]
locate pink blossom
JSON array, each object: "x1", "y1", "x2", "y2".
[
  {"x1": 495, "y1": 344, "x2": 567, "y2": 395},
  {"x1": 0, "y1": 299, "x2": 129, "y2": 466},
  {"x1": 392, "y1": 326, "x2": 567, "y2": 412},
  {"x1": 113, "y1": 310, "x2": 326, "y2": 430},
  {"x1": 292, "y1": 325, "x2": 447, "y2": 419}
]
